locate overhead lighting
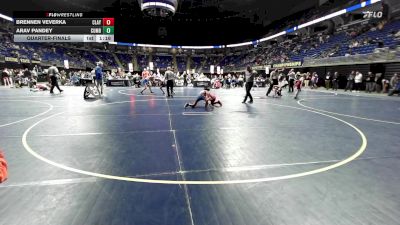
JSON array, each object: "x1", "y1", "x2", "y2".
[
  {"x1": 181, "y1": 46, "x2": 215, "y2": 49},
  {"x1": 226, "y1": 41, "x2": 253, "y2": 48},
  {"x1": 0, "y1": 13, "x2": 13, "y2": 22}
]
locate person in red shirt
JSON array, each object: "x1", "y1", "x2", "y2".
[
  {"x1": 294, "y1": 75, "x2": 303, "y2": 100},
  {"x1": 205, "y1": 91, "x2": 222, "y2": 107},
  {"x1": 184, "y1": 88, "x2": 209, "y2": 109},
  {"x1": 0, "y1": 151, "x2": 8, "y2": 183}
]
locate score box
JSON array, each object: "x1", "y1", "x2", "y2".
[
  {"x1": 103, "y1": 26, "x2": 114, "y2": 34},
  {"x1": 102, "y1": 18, "x2": 114, "y2": 26}
]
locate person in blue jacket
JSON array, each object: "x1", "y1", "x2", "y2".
[{"x1": 95, "y1": 62, "x2": 104, "y2": 95}]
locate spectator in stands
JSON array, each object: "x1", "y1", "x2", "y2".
[
  {"x1": 365, "y1": 72, "x2": 375, "y2": 93},
  {"x1": 345, "y1": 71, "x2": 355, "y2": 92},
  {"x1": 319, "y1": 35, "x2": 324, "y2": 44},
  {"x1": 354, "y1": 71, "x2": 363, "y2": 93},
  {"x1": 391, "y1": 30, "x2": 400, "y2": 42}
]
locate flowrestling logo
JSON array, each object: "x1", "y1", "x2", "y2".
[{"x1": 363, "y1": 11, "x2": 383, "y2": 19}]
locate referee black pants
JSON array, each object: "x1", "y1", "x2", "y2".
[
  {"x1": 167, "y1": 80, "x2": 174, "y2": 97},
  {"x1": 266, "y1": 79, "x2": 278, "y2": 96},
  {"x1": 243, "y1": 82, "x2": 253, "y2": 102},
  {"x1": 50, "y1": 76, "x2": 62, "y2": 93}
]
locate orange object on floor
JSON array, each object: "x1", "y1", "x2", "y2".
[{"x1": 0, "y1": 151, "x2": 8, "y2": 183}]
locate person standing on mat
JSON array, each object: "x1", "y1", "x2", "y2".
[
  {"x1": 205, "y1": 91, "x2": 222, "y2": 107},
  {"x1": 294, "y1": 75, "x2": 303, "y2": 100},
  {"x1": 183, "y1": 72, "x2": 188, "y2": 87},
  {"x1": 332, "y1": 72, "x2": 339, "y2": 91},
  {"x1": 266, "y1": 69, "x2": 279, "y2": 96},
  {"x1": 165, "y1": 67, "x2": 175, "y2": 98},
  {"x1": 48, "y1": 64, "x2": 63, "y2": 94},
  {"x1": 354, "y1": 71, "x2": 363, "y2": 93},
  {"x1": 242, "y1": 66, "x2": 255, "y2": 104},
  {"x1": 140, "y1": 68, "x2": 153, "y2": 95},
  {"x1": 94, "y1": 62, "x2": 104, "y2": 96},
  {"x1": 288, "y1": 69, "x2": 296, "y2": 93},
  {"x1": 157, "y1": 71, "x2": 166, "y2": 95},
  {"x1": 345, "y1": 71, "x2": 355, "y2": 92}
]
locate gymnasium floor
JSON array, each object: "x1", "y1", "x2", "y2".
[{"x1": 0, "y1": 85, "x2": 399, "y2": 225}]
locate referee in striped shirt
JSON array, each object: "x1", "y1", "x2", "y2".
[{"x1": 165, "y1": 67, "x2": 175, "y2": 98}]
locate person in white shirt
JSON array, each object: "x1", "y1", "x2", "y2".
[
  {"x1": 2, "y1": 68, "x2": 11, "y2": 87},
  {"x1": 287, "y1": 69, "x2": 296, "y2": 93},
  {"x1": 165, "y1": 67, "x2": 175, "y2": 98},
  {"x1": 157, "y1": 72, "x2": 166, "y2": 95},
  {"x1": 354, "y1": 71, "x2": 363, "y2": 92}
]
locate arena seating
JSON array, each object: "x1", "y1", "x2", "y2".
[
  {"x1": 0, "y1": 16, "x2": 399, "y2": 72},
  {"x1": 191, "y1": 56, "x2": 202, "y2": 71},
  {"x1": 117, "y1": 53, "x2": 134, "y2": 68},
  {"x1": 153, "y1": 55, "x2": 173, "y2": 69},
  {"x1": 176, "y1": 56, "x2": 186, "y2": 71},
  {"x1": 137, "y1": 54, "x2": 149, "y2": 70},
  {"x1": 95, "y1": 52, "x2": 118, "y2": 68}
]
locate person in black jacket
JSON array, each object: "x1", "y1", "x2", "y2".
[
  {"x1": 375, "y1": 73, "x2": 383, "y2": 93},
  {"x1": 332, "y1": 72, "x2": 339, "y2": 91},
  {"x1": 243, "y1": 66, "x2": 255, "y2": 104},
  {"x1": 345, "y1": 71, "x2": 355, "y2": 92},
  {"x1": 183, "y1": 72, "x2": 188, "y2": 87},
  {"x1": 365, "y1": 72, "x2": 375, "y2": 93},
  {"x1": 325, "y1": 72, "x2": 332, "y2": 90}
]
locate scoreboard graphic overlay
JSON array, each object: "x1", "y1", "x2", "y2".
[{"x1": 13, "y1": 12, "x2": 114, "y2": 42}]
